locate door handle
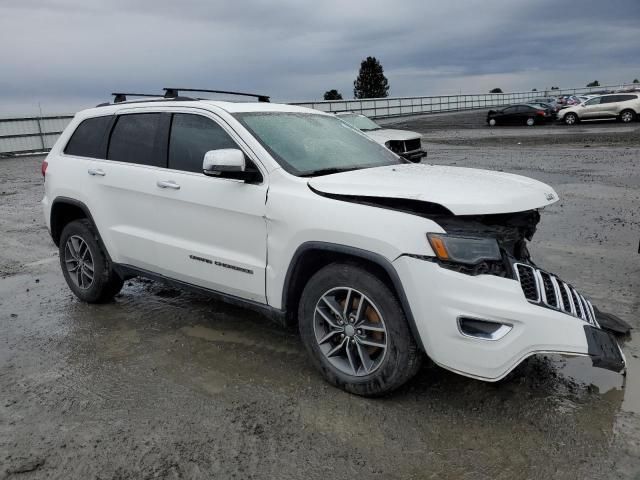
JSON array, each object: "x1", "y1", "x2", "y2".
[
  {"x1": 88, "y1": 168, "x2": 106, "y2": 177},
  {"x1": 156, "y1": 180, "x2": 180, "y2": 190}
]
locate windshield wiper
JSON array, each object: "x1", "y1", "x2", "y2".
[{"x1": 299, "y1": 167, "x2": 358, "y2": 177}]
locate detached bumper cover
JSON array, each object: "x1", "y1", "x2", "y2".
[
  {"x1": 584, "y1": 325, "x2": 625, "y2": 372},
  {"x1": 394, "y1": 257, "x2": 626, "y2": 381}
]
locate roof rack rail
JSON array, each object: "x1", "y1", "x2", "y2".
[
  {"x1": 163, "y1": 88, "x2": 270, "y2": 103},
  {"x1": 95, "y1": 92, "x2": 197, "y2": 107},
  {"x1": 111, "y1": 92, "x2": 162, "y2": 103}
]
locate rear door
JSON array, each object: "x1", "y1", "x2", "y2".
[
  {"x1": 149, "y1": 111, "x2": 268, "y2": 302},
  {"x1": 87, "y1": 111, "x2": 170, "y2": 271}
]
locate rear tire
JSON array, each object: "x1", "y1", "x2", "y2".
[
  {"x1": 526, "y1": 117, "x2": 535, "y2": 126},
  {"x1": 59, "y1": 219, "x2": 123, "y2": 303},
  {"x1": 620, "y1": 109, "x2": 635, "y2": 123},
  {"x1": 564, "y1": 112, "x2": 578, "y2": 125},
  {"x1": 298, "y1": 263, "x2": 422, "y2": 396}
]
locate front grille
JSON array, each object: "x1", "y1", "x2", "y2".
[{"x1": 514, "y1": 263, "x2": 598, "y2": 326}]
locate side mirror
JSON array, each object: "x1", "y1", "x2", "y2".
[{"x1": 203, "y1": 149, "x2": 246, "y2": 175}]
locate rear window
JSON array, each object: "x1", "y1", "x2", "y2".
[
  {"x1": 107, "y1": 113, "x2": 164, "y2": 167},
  {"x1": 64, "y1": 116, "x2": 112, "y2": 158}
]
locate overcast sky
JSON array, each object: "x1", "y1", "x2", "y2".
[{"x1": 1, "y1": 0, "x2": 638, "y2": 115}]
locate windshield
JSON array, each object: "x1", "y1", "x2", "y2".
[
  {"x1": 337, "y1": 113, "x2": 381, "y2": 131},
  {"x1": 234, "y1": 112, "x2": 401, "y2": 176}
]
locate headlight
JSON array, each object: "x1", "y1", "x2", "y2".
[{"x1": 427, "y1": 233, "x2": 502, "y2": 264}]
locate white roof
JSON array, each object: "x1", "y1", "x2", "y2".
[{"x1": 77, "y1": 99, "x2": 323, "y2": 119}]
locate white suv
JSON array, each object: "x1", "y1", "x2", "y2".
[{"x1": 42, "y1": 89, "x2": 626, "y2": 396}]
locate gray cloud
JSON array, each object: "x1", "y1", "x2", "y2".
[{"x1": 1, "y1": 0, "x2": 638, "y2": 115}]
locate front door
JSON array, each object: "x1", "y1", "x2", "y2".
[{"x1": 150, "y1": 111, "x2": 268, "y2": 303}]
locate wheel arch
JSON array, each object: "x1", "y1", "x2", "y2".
[
  {"x1": 281, "y1": 241, "x2": 425, "y2": 351},
  {"x1": 50, "y1": 198, "x2": 109, "y2": 255},
  {"x1": 619, "y1": 108, "x2": 637, "y2": 119}
]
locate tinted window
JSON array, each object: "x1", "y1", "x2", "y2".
[
  {"x1": 503, "y1": 106, "x2": 517, "y2": 113},
  {"x1": 600, "y1": 96, "x2": 617, "y2": 104},
  {"x1": 64, "y1": 116, "x2": 112, "y2": 158},
  {"x1": 168, "y1": 114, "x2": 238, "y2": 173},
  {"x1": 108, "y1": 113, "x2": 164, "y2": 167},
  {"x1": 619, "y1": 94, "x2": 637, "y2": 102}
]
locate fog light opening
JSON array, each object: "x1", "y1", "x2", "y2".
[{"x1": 457, "y1": 317, "x2": 512, "y2": 341}]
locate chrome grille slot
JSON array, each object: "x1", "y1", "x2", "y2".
[
  {"x1": 513, "y1": 263, "x2": 596, "y2": 325},
  {"x1": 570, "y1": 288, "x2": 584, "y2": 320},
  {"x1": 515, "y1": 264, "x2": 539, "y2": 302},
  {"x1": 559, "y1": 282, "x2": 573, "y2": 313},
  {"x1": 539, "y1": 271, "x2": 558, "y2": 308}
]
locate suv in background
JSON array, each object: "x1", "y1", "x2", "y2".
[
  {"x1": 558, "y1": 93, "x2": 639, "y2": 125},
  {"x1": 336, "y1": 112, "x2": 426, "y2": 162},
  {"x1": 42, "y1": 89, "x2": 626, "y2": 396}
]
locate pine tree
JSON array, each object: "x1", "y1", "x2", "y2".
[
  {"x1": 490, "y1": 88, "x2": 503, "y2": 93},
  {"x1": 323, "y1": 89, "x2": 343, "y2": 100},
  {"x1": 353, "y1": 57, "x2": 389, "y2": 99}
]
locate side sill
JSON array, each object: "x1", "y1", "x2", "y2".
[{"x1": 115, "y1": 264, "x2": 287, "y2": 327}]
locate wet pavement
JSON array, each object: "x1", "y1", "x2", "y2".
[{"x1": 1, "y1": 112, "x2": 639, "y2": 479}]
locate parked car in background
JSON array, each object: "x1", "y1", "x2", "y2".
[
  {"x1": 487, "y1": 104, "x2": 550, "y2": 126},
  {"x1": 532, "y1": 97, "x2": 560, "y2": 112},
  {"x1": 336, "y1": 113, "x2": 426, "y2": 161},
  {"x1": 528, "y1": 102, "x2": 556, "y2": 118},
  {"x1": 557, "y1": 95, "x2": 581, "y2": 108},
  {"x1": 557, "y1": 93, "x2": 640, "y2": 125}
]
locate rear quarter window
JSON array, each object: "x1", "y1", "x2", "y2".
[{"x1": 64, "y1": 116, "x2": 113, "y2": 158}]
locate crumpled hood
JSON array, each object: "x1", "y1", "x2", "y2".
[
  {"x1": 308, "y1": 163, "x2": 558, "y2": 215},
  {"x1": 365, "y1": 128, "x2": 421, "y2": 145}
]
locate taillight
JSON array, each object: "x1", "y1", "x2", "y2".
[
  {"x1": 536, "y1": 110, "x2": 545, "y2": 116},
  {"x1": 41, "y1": 160, "x2": 48, "y2": 178}
]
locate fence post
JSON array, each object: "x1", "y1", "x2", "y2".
[{"x1": 36, "y1": 117, "x2": 46, "y2": 151}]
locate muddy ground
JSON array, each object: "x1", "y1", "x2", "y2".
[{"x1": 1, "y1": 111, "x2": 639, "y2": 479}]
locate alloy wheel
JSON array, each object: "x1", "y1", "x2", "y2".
[
  {"x1": 313, "y1": 287, "x2": 388, "y2": 376},
  {"x1": 64, "y1": 235, "x2": 95, "y2": 290},
  {"x1": 621, "y1": 111, "x2": 634, "y2": 123},
  {"x1": 565, "y1": 114, "x2": 576, "y2": 125}
]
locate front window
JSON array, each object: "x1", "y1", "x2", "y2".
[
  {"x1": 337, "y1": 113, "x2": 382, "y2": 131},
  {"x1": 235, "y1": 112, "x2": 401, "y2": 176},
  {"x1": 584, "y1": 97, "x2": 601, "y2": 106}
]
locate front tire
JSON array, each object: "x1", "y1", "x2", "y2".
[
  {"x1": 298, "y1": 263, "x2": 422, "y2": 396},
  {"x1": 620, "y1": 109, "x2": 635, "y2": 123},
  {"x1": 564, "y1": 112, "x2": 578, "y2": 125},
  {"x1": 59, "y1": 219, "x2": 123, "y2": 303},
  {"x1": 488, "y1": 118, "x2": 497, "y2": 126}
]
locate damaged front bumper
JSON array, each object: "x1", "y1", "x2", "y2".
[{"x1": 393, "y1": 256, "x2": 626, "y2": 381}]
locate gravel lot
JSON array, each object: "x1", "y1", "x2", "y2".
[{"x1": 1, "y1": 111, "x2": 639, "y2": 479}]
